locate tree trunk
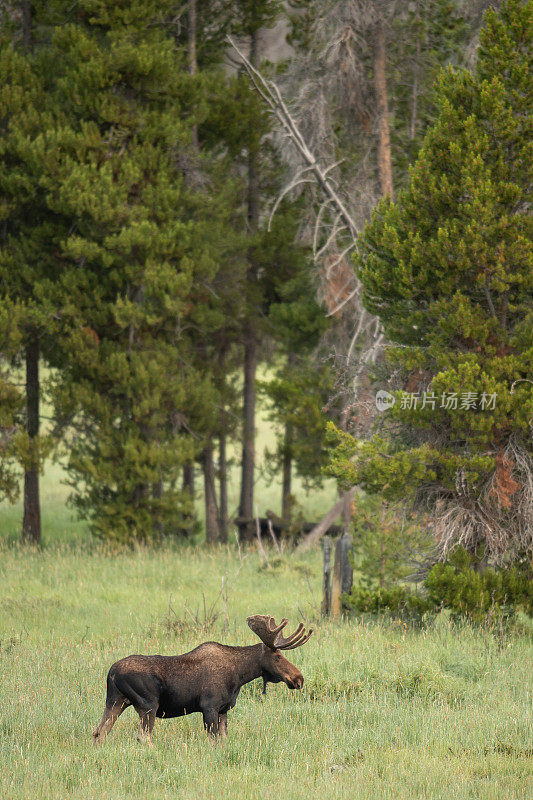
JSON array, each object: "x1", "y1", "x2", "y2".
[
  {"x1": 281, "y1": 422, "x2": 293, "y2": 522},
  {"x1": 179, "y1": 462, "x2": 195, "y2": 537},
  {"x1": 133, "y1": 483, "x2": 149, "y2": 507},
  {"x1": 238, "y1": 28, "x2": 260, "y2": 543},
  {"x1": 21, "y1": 0, "x2": 32, "y2": 49},
  {"x1": 20, "y1": 0, "x2": 40, "y2": 544},
  {"x1": 281, "y1": 350, "x2": 296, "y2": 521},
  {"x1": 341, "y1": 489, "x2": 352, "y2": 535},
  {"x1": 239, "y1": 330, "x2": 257, "y2": 542},
  {"x1": 218, "y1": 346, "x2": 229, "y2": 543},
  {"x1": 188, "y1": 0, "x2": 199, "y2": 151},
  {"x1": 332, "y1": 534, "x2": 353, "y2": 617},
  {"x1": 188, "y1": 0, "x2": 197, "y2": 77},
  {"x1": 373, "y1": 18, "x2": 394, "y2": 200},
  {"x1": 183, "y1": 463, "x2": 195, "y2": 497},
  {"x1": 218, "y1": 424, "x2": 228, "y2": 544},
  {"x1": 322, "y1": 536, "x2": 332, "y2": 617},
  {"x1": 410, "y1": 23, "x2": 421, "y2": 142},
  {"x1": 339, "y1": 408, "x2": 353, "y2": 535},
  {"x1": 202, "y1": 442, "x2": 219, "y2": 544},
  {"x1": 153, "y1": 475, "x2": 164, "y2": 537},
  {"x1": 22, "y1": 336, "x2": 41, "y2": 544}
]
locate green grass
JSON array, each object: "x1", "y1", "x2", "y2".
[{"x1": 0, "y1": 540, "x2": 532, "y2": 800}]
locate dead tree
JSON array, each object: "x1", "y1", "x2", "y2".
[{"x1": 228, "y1": 34, "x2": 385, "y2": 548}]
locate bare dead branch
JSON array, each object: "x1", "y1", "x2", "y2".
[
  {"x1": 268, "y1": 177, "x2": 316, "y2": 231},
  {"x1": 315, "y1": 213, "x2": 345, "y2": 260},
  {"x1": 227, "y1": 36, "x2": 358, "y2": 240},
  {"x1": 325, "y1": 287, "x2": 359, "y2": 318},
  {"x1": 324, "y1": 242, "x2": 357, "y2": 275},
  {"x1": 228, "y1": 32, "x2": 387, "y2": 413},
  {"x1": 313, "y1": 199, "x2": 336, "y2": 255},
  {"x1": 296, "y1": 488, "x2": 357, "y2": 552}
]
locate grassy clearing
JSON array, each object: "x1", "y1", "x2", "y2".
[{"x1": 1, "y1": 540, "x2": 532, "y2": 800}]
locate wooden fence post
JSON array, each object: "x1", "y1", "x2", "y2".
[
  {"x1": 322, "y1": 536, "x2": 332, "y2": 617},
  {"x1": 331, "y1": 533, "x2": 353, "y2": 618}
]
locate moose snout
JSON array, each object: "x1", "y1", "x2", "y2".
[{"x1": 288, "y1": 674, "x2": 304, "y2": 690}]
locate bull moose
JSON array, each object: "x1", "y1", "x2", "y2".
[{"x1": 93, "y1": 614, "x2": 313, "y2": 744}]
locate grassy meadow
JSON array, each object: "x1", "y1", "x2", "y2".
[
  {"x1": 1, "y1": 416, "x2": 532, "y2": 800},
  {"x1": 1, "y1": 540, "x2": 532, "y2": 800}
]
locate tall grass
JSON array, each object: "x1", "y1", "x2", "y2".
[{"x1": 1, "y1": 540, "x2": 532, "y2": 800}]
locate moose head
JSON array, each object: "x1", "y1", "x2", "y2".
[{"x1": 247, "y1": 614, "x2": 313, "y2": 690}]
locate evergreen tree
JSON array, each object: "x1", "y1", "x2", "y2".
[
  {"x1": 230, "y1": 0, "x2": 283, "y2": 541},
  {"x1": 0, "y1": 6, "x2": 66, "y2": 542},
  {"x1": 0, "y1": 303, "x2": 24, "y2": 504},
  {"x1": 40, "y1": 1, "x2": 244, "y2": 543},
  {"x1": 328, "y1": 0, "x2": 532, "y2": 563},
  {"x1": 173, "y1": 1, "x2": 254, "y2": 544},
  {"x1": 260, "y1": 205, "x2": 332, "y2": 520}
]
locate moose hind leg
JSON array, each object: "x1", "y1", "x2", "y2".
[
  {"x1": 93, "y1": 699, "x2": 129, "y2": 745},
  {"x1": 135, "y1": 706, "x2": 156, "y2": 746}
]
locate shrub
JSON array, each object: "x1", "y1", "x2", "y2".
[
  {"x1": 425, "y1": 551, "x2": 533, "y2": 623},
  {"x1": 345, "y1": 548, "x2": 533, "y2": 622},
  {"x1": 350, "y1": 494, "x2": 434, "y2": 588},
  {"x1": 344, "y1": 584, "x2": 432, "y2": 618}
]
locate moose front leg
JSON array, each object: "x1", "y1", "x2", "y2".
[
  {"x1": 202, "y1": 708, "x2": 220, "y2": 738},
  {"x1": 218, "y1": 712, "x2": 228, "y2": 738}
]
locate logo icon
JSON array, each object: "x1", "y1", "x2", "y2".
[{"x1": 375, "y1": 390, "x2": 395, "y2": 412}]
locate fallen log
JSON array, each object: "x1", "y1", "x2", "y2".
[
  {"x1": 235, "y1": 515, "x2": 343, "y2": 542},
  {"x1": 295, "y1": 488, "x2": 356, "y2": 553},
  {"x1": 265, "y1": 509, "x2": 343, "y2": 537}
]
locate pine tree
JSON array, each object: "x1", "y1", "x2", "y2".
[
  {"x1": 329, "y1": 0, "x2": 532, "y2": 563},
  {"x1": 39, "y1": 0, "x2": 245, "y2": 543},
  {"x1": 0, "y1": 302, "x2": 24, "y2": 504},
  {"x1": 171, "y1": 1, "x2": 253, "y2": 544},
  {"x1": 0, "y1": 6, "x2": 66, "y2": 542},
  {"x1": 260, "y1": 204, "x2": 332, "y2": 521},
  {"x1": 230, "y1": 0, "x2": 284, "y2": 542}
]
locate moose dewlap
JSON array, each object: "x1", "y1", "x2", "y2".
[{"x1": 93, "y1": 614, "x2": 313, "y2": 744}]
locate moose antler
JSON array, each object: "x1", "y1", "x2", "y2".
[{"x1": 247, "y1": 615, "x2": 313, "y2": 651}]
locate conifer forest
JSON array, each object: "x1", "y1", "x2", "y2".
[{"x1": 0, "y1": 2, "x2": 532, "y2": 799}]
